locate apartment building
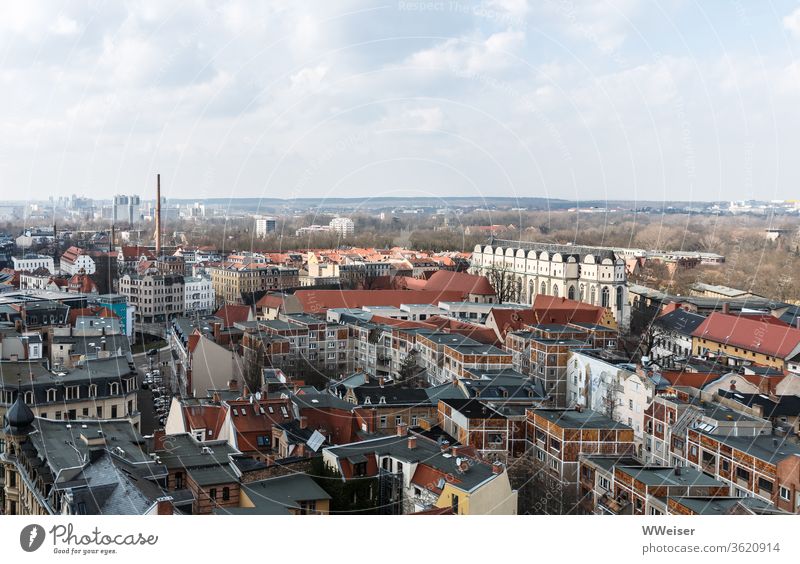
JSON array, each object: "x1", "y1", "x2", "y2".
[
  {"x1": 210, "y1": 262, "x2": 299, "y2": 305},
  {"x1": 579, "y1": 458, "x2": 730, "y2": 515},
  {"x1": 692, "y1": 311, "x2": 800, "y2": 371},
  {"x1": 643, "y1": 388, "x2": 771, "y2": 466},
  {"x1": 526, "y1": 408, "x2": 635, "y2": 510},
  {"x1": 683, "y1": 429, "x2": 800, "y2": 512},
  {"x1": 506, "y1": 331, "x2": 591, "y2": 407},
  {"x1": 322, "y1": 430, "x2": 518, "y2": 515},
  {"x1": 1, "y1": 416, "x2": 164, "y2": 515},
  {"x1": 0, "y1": 357, "x2": 140, "y2": 428},
  {"x1": 12, "y1": 255, "x2": 55, "y2": 274},
  {"x1": 441, "y1": 341, "x2": 512, "y2": 383},
  {"x1": 59, "y1": 246, "x2": 96, "y2": 275},
  {"x1": 119, "y1": 272, "x2": 185, "y2": 323},
  {"x1": 184, "y1": 275, "x2": 215, "y2": 314}
]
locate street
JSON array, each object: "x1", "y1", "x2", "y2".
[{"x1": 133, "y1": 347, "x2": 173, "y2": 436}]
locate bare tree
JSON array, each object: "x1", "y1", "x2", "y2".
[{"x1": 485, "y1": 264, "x2": 522, "y2": 303}]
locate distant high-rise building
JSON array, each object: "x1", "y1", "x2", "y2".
[
  {"x1": 112, "y1": 194, "x2": 141, "y2": 224},
  {"x1": 255, "y1": 217, "x2": 277, "y2": 237},
  {"x1": 329, "y1": 217, "x2": 354, "y2": 237}
]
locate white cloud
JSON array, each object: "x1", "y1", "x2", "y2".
[
  {"x1": 783, "y1": 7, "x2": 800, "y2": 38},
  {"x1": 406, "y1": 30, "x2": 525, "y2": 75}
]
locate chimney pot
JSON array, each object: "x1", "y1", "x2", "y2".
[
  {"x1": 407, "y1": 436, "x2": 417, "y2": 449},
  {"x1": 722, "y1": 302, "x2": 730, "y2": 314}
]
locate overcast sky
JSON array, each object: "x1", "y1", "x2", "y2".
[{"x1": 2, "y1": 1, "x2": 800, "y2": 203}]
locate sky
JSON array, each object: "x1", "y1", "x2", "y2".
[{"x1": 2, "y1": 0, "x2": 800, "y2": 203}]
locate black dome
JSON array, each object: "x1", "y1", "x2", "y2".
[{"x1": 4, "y1": 394, "x2": 35, "y2": 435}]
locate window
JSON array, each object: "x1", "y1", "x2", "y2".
[
  {"x1": 721, "y1": 459, "x2": 730, "y2": 472},
  {"x1": 209, "y1": 488, "x2": 217, "y2": 500},
  {"x1": 599, "y1": 476, "x2": 610, "y2": 490},
  {"x1": 736, "y1": 467, "x2": 750, "y2": 481},
  {"x1": 451, "y1": 494, "x2": 459, "y2": 514},
  {"x1": 758, "y1": 477, "x2": 773, "y2": 493},
  {"x1": 88, "y1": 384, "x2": 97, "y2": 398},
  {"x1": 111, "y1": 405, "x2": 118, "y2": 418},
  {"x1": 380, "y1": 416, "x2": 387, "y2": 428},
  {"x1": 109, "y1": 382, "x2": 120, "y2": 395},
  {"x1": 222, "y1": 487, "x2": 230, "y2": 501},
  {"x1": 549, "y1": 458, "x2": 559, "y2": 471},
  {"x1": 550, "y1": 438, "x2": 561, "y2": 452},
  {"x1": 780, "y1": 487, "x2": 790, "y2": 501},
  {"x1": 47, "y1": 388, "x2": 57, "y2": 402}
]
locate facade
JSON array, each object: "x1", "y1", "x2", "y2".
[
  {"x1": 525, "y1": 408, "x2": 636, "y2": 511},
  {"x1": 119, "y1": 273, "x2": 185, "y2": 324},
  {"x1": 329, "y1": 217, "x2": 354, "y2": 237},
  {"x1": 112, "y1": 194, "x2": 141, "y2": 224},
  {"x1": 0, "y1": 358, "x2": 140, "y2": 429},
  {"x1": 184, "y1": 276, "x2": 215, "y2": 314},
  {"x1": 12, "y1": 255, "x2": 55, "y2": 274},
  {"x1": 60, "y1": 246, "x2": 96, "y2": 275},
  {"x1": 255, "y1": 217, "x2": 277, "y2": 237},
  {"x1": 323, "y1": 430, "x2": 518, "y2": 515},
  {"x1": 471, "y1": 239, "x2": 629, "y2": 325},
  {"x1": 210, "y1": 263, "x2": 300, "y2": 305}
]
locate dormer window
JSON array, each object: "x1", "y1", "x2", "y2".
[
  {"x1": 47, "y1": 388, "x2": 57, "y2": 402},
  {"x1": 364, "y1": 396, "x2": 371, "y2": 405},
  {"x1": 379, "y1": 396, "x2": 386, "y2": 404},
  {"x1": 109, "y1": 382, "x2": 120, "y2": 395}
]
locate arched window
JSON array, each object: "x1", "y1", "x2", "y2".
[
  {"x1": 590, "y1": 286, "x2": 596, "y2": 305},
  {"x1": 24, "y1": 391, "x2": 34, "y2": 405},
  {"x1": 601, "y1": 287, "x2": 610, "y2": 308},
  {"x1": 616, "y1": 286, "x2": 623, "y2": 310},
  {"x1": 528, "y1": 280, "x2": 534, "y2": 303},
  {"x1": 540, "y1": 281, "x2": 547, "y2": 295},
  {"x1": 109, "y1": 382, "x2": 120, "y2": 395},
  {"x1": 552, "y1": 284, "x2": 559, "y2": 297},
  {"x1": 568, "y1": 286, "x2": 575, "y2": 300},
  {"x1": 579, "y1": 284, "x2": 585, "y2": 302},
  {"x1": 88, "y1": 384, "x2": 97, "y2": 398}
]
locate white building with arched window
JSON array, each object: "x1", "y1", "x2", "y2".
[{"x1": 470, "y1": 239, "x2": 630, "y2": 327}]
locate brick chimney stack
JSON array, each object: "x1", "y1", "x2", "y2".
[
  {"x1": 156, "y1": 496, "x2": 174, "y2": 515},
  {"x1": 299, "y1": 415, "x2": 308, "y2": 429},
  {"x1": 407, "y1": 435, "x2": 417, "y2": 449},
  {"x1": 396, "y1": 422, "x2": 407, "y2": 436}
]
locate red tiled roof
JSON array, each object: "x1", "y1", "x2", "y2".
[
  {"x1": 692, "y1": 312, "x2": 800, "y2": 359},
  {"x1": 187, "y1": 330, "x2": 202, "y2": 353},
  {"x1": 120, "y1": 246, "x2": 155, "y2": 260},
  {"x1": 487, "y1": 308, "x2": 539, "y2": 340},
  {"x1": 418, "y1": 270, "x2": 495, "y2": 296},
  {"x1": 411, "y1": 464, "x2": 461, "y2": 494},
  {"x1": 214, "y1": 304, "x2": 252, "y2": 327},
  {"x1": 293, "y1": 289, "x2": 465, "y2": 314},
  {"x1": 256, "y1": 293, "x2": 287, "y2": 309},
  {"x1": 531, "y1": 295, "x2": 607, "y2": 325},
  {"x1": 183, "y1": 404, "x2": 226, "y2": 440}
]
